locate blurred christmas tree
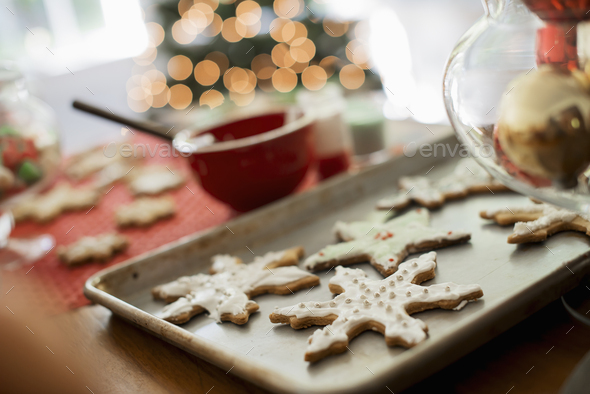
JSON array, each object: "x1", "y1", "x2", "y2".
[{"x1": 128, "y1": 0, "x2": 378, "y2": 112}]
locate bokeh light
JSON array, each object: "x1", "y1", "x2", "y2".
[
  {"x1": 230, "y1": 90, "x2": 256, "y2": 106},
  {"x1": 200, "y1": 89, "x2": 224, "y2": 108},
  {"x1": 339, "y1": 64, "x2": 365, "y2": 90},
  {"x1": 269, "y1": 18, "x2": 292, "y2": 42},
  {"x1": 283, "y1": 21, "x2": 307, "y2": 45},
  {"x1": 194, "y1": 60, "x2": 221, "y2": 86},
  {"x1": 224, "y1": 67, "x2": 256, "y2": 93},
  {"x1": 345, "y1": 39, "x2": 370, "y2": 66},
  {"x1": 236, "y1": 1, "x2": 262, "y2": 26},
  {"x1": 202, "y1": 13, "x2": 223, "y2": 37},
  {"x1": 205, "y1": 51, "x2": 229, "y2": 74},
  {"x1": 271, "y1": 43, "x2": 296, "y2": 68},
  {"x1": 273, "y1": 0, "x2": 302, "y2": 18},
  {"x1": 169, "y1": 84, "x2": 193, "y2": 109},
  {"x1": 178, "y1": 0, "x2": 192, "y2": 16},
  {"x1": 323, "y1": 19, "x2": 349, "y2": 37},
  {"x1": 168, "y1": 55, "x2": 193, "y2": 81},
  {"x1": 145, "y1": 22, "x2": 165, "y2": 46},
  {"x1": 290, "y1": 61, "x2": 308, "y2": 74},
  {"x1": 272, "y1": 68, "x2": 297, "y2": 92},
  {"x1": 289, "y1": 37, "x2": 315, "y2": 63},
  {"x1": 133, "y1": 44, "x2": 157, "y2": 66},
  {"x1": 251, "y1": 54, "x2": 276, "y2": 79},
  {"x1": 221, "y1": 17, "x2": 247, "y2": 42},
  {"x1": 301, "y1": 65, "x2": 327, "y2": 90},
  {"x1": 152, "y1": 86, "x2": 171, "y2": 108},
  {"x1": 319, "y1": 56, "x2": 339, "y2": 78},
  {"x1": 172, "y1": 20, "x2": 196, "y2": 44}
]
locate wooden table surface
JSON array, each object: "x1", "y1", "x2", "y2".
[{"x1": 57, "y1": 297, "x2": 590, "y2": 394}]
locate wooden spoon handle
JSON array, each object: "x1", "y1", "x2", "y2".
[{"x1": 72, "y1": 100, "x2": 174, "y2": 141}]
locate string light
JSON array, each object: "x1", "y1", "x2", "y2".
[{"x1": 131, "y1": 1, "x2": 373, "y2": 112}]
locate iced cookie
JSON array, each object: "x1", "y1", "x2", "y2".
[
  {"x1": 152, "y1": 247, "x2": 319, "y2": 325},
  {"x1": 480, "y1": 203, "x2": 590, "y2": 243},
  {"x1": 57, "y1": 233, "x2": 128, "y2": 266},
  {"x1": 65, "y1": 143, "x2": 139, "y2": 181},
  {"x1": 305, "y1": 209, "x2": 470, "y2": 276},
  {"x1": 115, "y1": 196, "x2": 175, "y2": 227},
  {"x1": 126, "y1": 165, "x2": 184, "y2": 195},
  {"x1": 270, "y1": 252, "x2": 483, "y2": 362},
  {"x1": 12, "y1": 182, "x2": 99, "y2": 223},
  {"x1": 376, "y1": 158, "x2": 509, "y2": 210}
]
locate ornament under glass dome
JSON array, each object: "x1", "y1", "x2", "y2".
[{"x1": 444, "y1": 0, "x2": 590, "y2": 213}]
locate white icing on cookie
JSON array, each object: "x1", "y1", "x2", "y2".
[
  {"x1": 156, "y1": 249, "x2": 316, "y2": 323},
  {"x1": 307, "y1": 209, "x2": 470, "y2": 274},
  {"x1": 210, "y1": 255, "x2": 242, "y2": 273},
  {"x1": 128, "y1": 166, "x2": 184, "y2": 195},
  {"x1": 485, "y1": 203, "x2": 590, "y2": 236},
  {"x1": 377, "y1": 158, "x2": 504, "y2": 209},
  {"x1": 273, "y1": 252, "x2": 483, "y2": 356}
]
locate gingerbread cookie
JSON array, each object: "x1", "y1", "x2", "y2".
[
  {"x1": 57, "y1": 233, "x2": 128, "y2": 266},
  {"x1": 153, "y1": 247, "x2": 320, "y2": 325},
  {"x1": 115, "y1": 196, "x2": 175, "y2": 227},
  {"x1": 270, "y1": 252, "x2": 483, "y2": 362},
  {"x1": 376, "y1": 158, "x2": 509, "y2": 210},
  {"x1": 12, "y1": 182, "x2": 99, "y2": 223},
  {"x1": 126, "y1": 165, "x2": 184, "y2": 195},
  {"x1": 305, "y1": 209, "x2": 471, "y2": 276},
  {"x1": 480, "y1": 203, "x2": 590, "y2": 243},
  {"x1": 65, "y1": 143, "x2": 139, "y2": 181}
]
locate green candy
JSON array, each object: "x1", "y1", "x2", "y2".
[
  {"x1": 0, "y1": 125, "x2": 19, "y2": 136},
  {"x1": 17, "y1": 160, "x2": 42, "y2": 184}
]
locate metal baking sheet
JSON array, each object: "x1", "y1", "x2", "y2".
[{"x1": 85, "y1": 134, "x2": 590, "y2": 393}]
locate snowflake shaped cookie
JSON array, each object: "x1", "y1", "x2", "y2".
[
  {"x1": 270, "y1": 252, "x2": 483, "y2": 362},
  {"x1": 12, "y1": 182, "x2": 99, "y2": 223},
  {"x1": 305, "y1": 209, "x2": 470, "y2": 276},
  {"x1": 480, "y1": 203, "x2": 590, "y2": 243},
  {"x1": 376, "y1": 158, "x2": 508, "y2": 210},
  {"x1": 152, "y1": 247, "x2": 320, "y2": 325}
]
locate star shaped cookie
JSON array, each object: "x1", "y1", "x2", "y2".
[
  {"x1": 480, "y1": 203, "x2": 590, "y2": 243},
  {"x1": 376, "y1": 158, "x2": 509, "y2": 210},
  {"x1": 270, "y1": 252, "x2": 483, "y2": 362},
  {"x1": 57, "y1": 233, "x2": 128, "y2": 266},
  {"x1": 12, "y1": 182, "x2": 99, "y2": 222},
  {"x1": 304, "y1": 209, "x2": 471, "y2": 276},
  {"x1": 152, "y1": 247, "x2": 320, "y2": 325}
]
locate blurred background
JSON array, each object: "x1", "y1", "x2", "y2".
[{"x1": 0, "y1": 0, "x2": 483, "y2": 155}]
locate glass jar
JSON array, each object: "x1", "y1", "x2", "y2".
[
  {"x1": 0, "y1": 62, "x2": 60, "y2": 207},
  {"x1": 444, "y1": 0, "x2": 590, "y2": 212}
]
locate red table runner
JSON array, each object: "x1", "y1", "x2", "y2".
[{"x1": 2, "y1": 135, "x2": 318, "y2": 312}]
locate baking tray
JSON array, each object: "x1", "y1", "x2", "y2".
[{"x1": 84, "y1": 133, "x2": 590, "y2": 393}]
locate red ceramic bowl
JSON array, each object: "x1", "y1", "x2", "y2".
[{"x1": 174, "y1": 108, "x2": 315, "y2": 211}]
